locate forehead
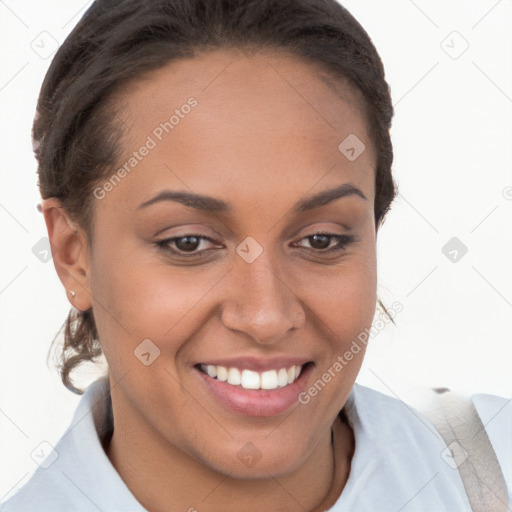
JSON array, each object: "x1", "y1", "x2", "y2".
[
  {"x1": 117, "y1": 48, "x2": 369, "y2": 137},
  {"x1": 96, "y1": 49, "x2": 375, "y2": 219}
]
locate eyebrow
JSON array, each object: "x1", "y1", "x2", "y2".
[{"x1": 137, "y1": 183, "x2": 367, "y2": 214}]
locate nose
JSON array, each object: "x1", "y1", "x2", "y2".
[{"x1": 220, "y1": 250, "x2": 306, "y2": 345}]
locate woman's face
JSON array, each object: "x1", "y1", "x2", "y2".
[{"x1": 87, "y1": 49, "x2": 377, "y2": 477}]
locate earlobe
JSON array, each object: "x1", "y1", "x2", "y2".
[{"x1": 40, "y1": 198, "x2": 92, "y2": 312}]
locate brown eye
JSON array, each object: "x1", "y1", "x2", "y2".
[
  {"x1": 308, "y1": 234, "x2": 331, "y2": 250},
  {"x1": 295, "y1": 233, "x2": 355, "y2": 252},
  {"x1": 156, "y1": 234, "x2": 219, "y2": 257},
  {"x1": 175, "y1": 235, "x2": 201, "y2": 252}
]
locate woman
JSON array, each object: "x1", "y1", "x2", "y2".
[{"x1": 2, "y1": 0, "x2": 509, "y2": 510}]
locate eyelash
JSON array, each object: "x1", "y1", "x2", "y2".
[{"x1": 155, "y1": 232, "x2": 356, "y2": 259}]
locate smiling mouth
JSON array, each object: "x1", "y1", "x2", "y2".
[{"x1": 196, "y1": 362, "x2": 313, "y2": 391}]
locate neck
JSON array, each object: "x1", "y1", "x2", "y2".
[{"x1": 106, "y1": 407, "x2": 353, "y2": 512}]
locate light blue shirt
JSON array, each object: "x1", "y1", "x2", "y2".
[{"x1": 1, "y1": 376, "x2": 510, "y2": 511}]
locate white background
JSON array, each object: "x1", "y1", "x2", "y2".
[{"x1": 1, "y1": 0, "x2": 511, "y2": 500}]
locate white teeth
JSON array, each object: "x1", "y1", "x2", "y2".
[
  {"x1": 241, "y1": 370, "x2": 260, "y2": 389},
  {"x1": 216, "y1": 366, "x2": 228, "y2": 382},
  {"x1": 227, "y1": 367, "x2": 241, "y2": 386},
  {"x1": 277, "y1": 368, "x2": 288, "y2": 387},
  {"x1": 261, "y1": 370, "x2": 278, "y2": 390},
  {"x1": 199, "y1": 363, "x2": 305, "y2": 390}
]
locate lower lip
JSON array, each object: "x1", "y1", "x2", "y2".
[{"x1": 196, "y1": 364, "x2": 313, "y2": 417}]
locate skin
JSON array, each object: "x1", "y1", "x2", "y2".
[{"x1": 42, "y1": 49, "x2": 379, "y2": 511}]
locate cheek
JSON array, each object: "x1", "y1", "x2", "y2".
[
  {"x1": 89, "y1": 240, "x2": 225, "y2": 357},
  {"x1": 297, "y1": 254, "x2": 377, "y2": 408},
  {"x1": 300, "y1": 248, "x2": 377, "y2": 338}
]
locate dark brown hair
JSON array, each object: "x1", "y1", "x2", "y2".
[{"x1": 34, "y1": 0, "x2": 397, "y2": 394}]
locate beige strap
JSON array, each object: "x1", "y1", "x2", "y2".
[{"x1": 420, "y1": 388, "x2": 509, "y2": 511}]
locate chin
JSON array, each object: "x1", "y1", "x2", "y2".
[{"x1": 191, "y1": 436, "x2": 312, "y2": 480}]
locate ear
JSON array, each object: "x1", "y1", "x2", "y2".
[{"x1": 40, "y1": 198, "x2": 92, "y2": 312}]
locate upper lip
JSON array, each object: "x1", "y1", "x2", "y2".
[{"x1": 196, "y1": 356, "x2": 312, "y2": 372}]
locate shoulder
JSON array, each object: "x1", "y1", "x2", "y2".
[
  {"x1": 350, "y1": 383, "x2": 511, "y2": 433},
  {"x1": 0, "y1": 469, "x2": 75, "y2": 511},
  {"x1": 471, "y1": 392, "x2": 512, "y2": 491},
  {"x1": 343, "y1": 382, "x2": 458, "y2": 469},
  {"x1": 347, "y1": 384, "x2": 511, "y2": 499},
  {"x1": 350, "y1": 383, "x2": 511, "y2": 455},
  {"x1": 0, "y1": 376, "x2": 143, "y2": 512},
  {"x1": 0, "y1": 436, "x2": 88, "y2": 511},
  {"x1": 0, "y1": 380, "x2": 104, "y2": 511},
  {"x1": 345, "y1": 382, "x2": 433, "y2": 435},
  {"x1": 336, "y1": 384, "x2": 511, "y2": 511}
]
